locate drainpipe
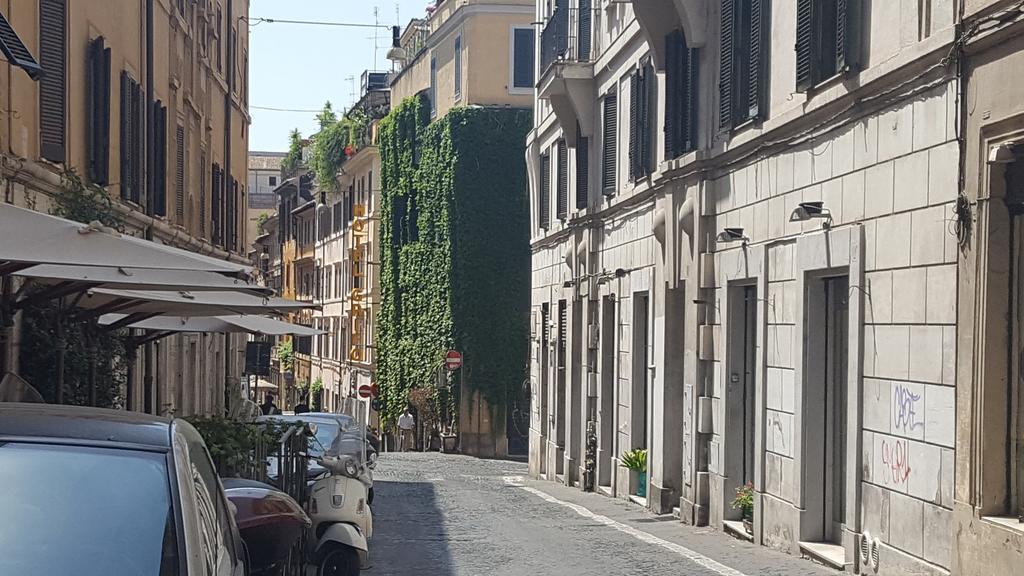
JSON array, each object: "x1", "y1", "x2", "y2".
[{"x1": 223, "y1": 0, "x2": 235, "y2": 409}]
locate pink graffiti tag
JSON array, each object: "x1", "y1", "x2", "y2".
[{"x1": 881, "y1": 439, "x2": 911, "y2": 485}]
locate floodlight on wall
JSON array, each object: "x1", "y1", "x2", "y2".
[
  {"x1": 789, "y1": 201, "x2": 833, "y2": 229},
  {"x1": 988, "y1": 143, "x2": 1018, "y2": 164},
  {"x1": 715, "y1": 228, "x2": 749, "y2": 244},
  {"x1": 386, "y1": 25, "x2": 407, "y2": 62}
]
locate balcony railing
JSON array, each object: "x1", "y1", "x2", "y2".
[{"x1": 540, "y1": 7, "x2": 600, "y2": 77}]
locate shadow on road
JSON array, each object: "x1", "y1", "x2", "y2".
[{"x1": 369, "y1": 480, "x2": 454, "y2": 575}]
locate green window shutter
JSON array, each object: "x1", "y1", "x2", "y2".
[
  {"x1": 556, "y1": 139, "x2": 568, "y2": 220},
  {"x1": 540, "y1": 151, "x2": 551, "y2": 230},
  {"x1": 601, "y1": 93, "x2": 618, "y2": 195},
  {"x1": 39, "y1": 0, "x2": 66, "y2": 163},
  {"x1": 719, "y1": 0, "x2": 735, "y2": 130},
  {"x1": 576, "y1": 123, "x2": 589, "y2": 210},
  {"x1": 748, "y1": 0, "x2": 768, "y2": 120},
  {"x1": 87, "y1": 37, "x2": 111, "y2": 185},
  {"x1": 795, "y1": 0, "x2": 814, "y2": 92},
  {"x1": 629, "y1": 71, "x2": 639, "y2": 180}
]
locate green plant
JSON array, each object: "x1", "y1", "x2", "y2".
[
  {"x1": 620, "y1": 448, "x2": 647, "y2": 473},
  {"x1": 309, "y1": 377, "x2": 323, "y2": 410},
  {"x1": 731, "y1": 482, "x2": 755, "y2": 519},
  {"x1": 256, "y1": 212, "x2": 271, "y2": 227},
  {"x1": 277, "y1": 339, "x2": 294, "y2": 372},
  {"x1": 51, "y1": 169, "x2": 124, "y2": 231},
  {"x1": 185, "y1": 415, "x2": 292, "y2": 477},
  {"x1": 376, "y1": 96, "x2": 532, "y2": 428},
  {"x1": 281, "y1": 129, "x2": 304, "y2": 178}
]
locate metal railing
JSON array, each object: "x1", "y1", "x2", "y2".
[{"x1": 539, "y1": 7, "x2": 600, "y2": 77}]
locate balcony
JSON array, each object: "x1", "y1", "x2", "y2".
[
  {"x1": 630, "y1": 0, "x2": 707, "y2": 70},
  {"x1": 538, "y1": 6, "x2": 599, "y2": 145}
]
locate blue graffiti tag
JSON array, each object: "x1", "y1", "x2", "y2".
[{"x1": 892, "y1": 384, "x2": 924, "y2": 433}]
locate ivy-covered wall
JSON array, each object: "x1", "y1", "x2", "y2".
[{"x1": 377, "y1": 95, "x2": 532, "y2": 439}]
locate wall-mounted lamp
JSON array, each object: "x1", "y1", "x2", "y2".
[
  {"x1": 386, "y1": 26, "x2": 407, "y2": 62},
  {"x1": 790, "y1": 201, "x2": 833, "y2": 229},
  {"x1": 716, "y1": 228, "x2": 749, "y2": 244},
  {"x1": 988, "y1": 143, "x2": 1019, "y2": 165}
]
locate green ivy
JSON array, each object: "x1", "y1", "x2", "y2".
[
  {"x1": 280, "y1": 129, "x2": 304, "y2": 178},
  {"x1": 377, "y1": 96, "x2": 532, "y2": 431}
]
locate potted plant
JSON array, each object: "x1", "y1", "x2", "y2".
[
  {"x1": 620, "y1": 448, "x2": 648, "y2": 497},
  {"x1": 732, "y1": 482, "x2": 755, "y2": 534}
]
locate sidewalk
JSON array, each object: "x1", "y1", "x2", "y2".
[{"x1": 516, "y1": 477, "x2": 837, "y2": 576}]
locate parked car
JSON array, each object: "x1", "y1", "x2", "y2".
[{"x1": 0, "y1": 403, "x2": 247, "y2": 576}]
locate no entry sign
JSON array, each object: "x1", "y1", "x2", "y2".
[
  {"x1": 358, "y1": 384, "x2": 373, "y2": 399},
  {"x1": 445, "y1": 349, "x2": 463, "y2": 371}
]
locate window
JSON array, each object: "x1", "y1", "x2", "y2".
[
  {"x1": 577, "y1": 0, "x2": 592, "y2": 61},
  {"x1": 539, "y1": 151, "x2": 551, "y2": 230},
  {"x1": 175, "y1": 124, "x2": 185, "y2": 223},
  {"x1": 199, "y1": 151, "x2": 207, "y2": 237},
  {"x1": 269, "y1": 175, "x2": 277, "y2": 187},
  {"x1": 556, "y1": 139, "x2": 568, "y2": 220},
  {"x1": 454, "y1": 36, "x2": 462, "y2": 99},
  {"x1": 576, "y1": 124, "x2": 589, "y2": 210},
  {"x1": 796, "y1": 0, "x2": 857, "y2": 92},
  {"x1": 211, "y1": 163, "x2": 223, "y2": 244},
  {"x1": 0, "y1": 10, "x2": 42, "y2": 79},
  {"x1": 511, "y1": 27, "x2": 536, "y2": 90},
  {"x1": 39, "y1": 0, "x2": 66, "y2": 163},
  {"x1": 120, "y1": 72, "x2": 144, "y2": 205},
  {"x1": 151, "y1": 102, "x2": 167, "y2": 217},
  {"x1": 215, "y1": 6, "x2": 223, "y2": 73},
  {"x1": 429, "y1": 55, "x2": 437, "y2": 117},
  {"x1": 720, "y1": 0, "x2": 768, "y2": 129},
  {"x1": 87, "y1": 37, "x2": 111, "y2": 185},
  {"x1": 629, "y1": 62, "x2": 655, "y2": 181},
  {"x1": 665, "y1": 30, "x2": 698, "y2": 158},
  {"x1": 601, "y1": 92, "x2": 618, "y2": 195}
]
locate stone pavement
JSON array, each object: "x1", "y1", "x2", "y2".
[{"x1": 367, "y1": 452, "x2": 835, "y2": 575}]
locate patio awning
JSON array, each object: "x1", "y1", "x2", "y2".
[
  {"x1": 79, "y1": 288, "x2": 316, "y2": 317},
  {"x1": 99, "y1": 313, "x2": 325, "y2": 336},
  {"x1": 14, "y1": 264, "x2": 271, "y2": 294},
  {"x1": 0, "y1": 203, "x2": 250, "y2": 276}
]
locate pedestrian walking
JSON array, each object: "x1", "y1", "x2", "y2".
[
  {"x1": 260, "y1": 393, "x2": 280, "y2": 416},
  {"x1": 293, "y1": 394, "x2": 310, "y2": 414},
  {"x1": 398, "y1": 409, "x2": 415, "y2": 452}
]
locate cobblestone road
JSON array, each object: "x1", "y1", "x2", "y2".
[{"x1": 367, "y1": 452, "x2": 835, "y2": 575}]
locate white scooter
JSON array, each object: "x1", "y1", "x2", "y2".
[{"x1": 307, "y1": 438, "x2": 376, "y2": 575}]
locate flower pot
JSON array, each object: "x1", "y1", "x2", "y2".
[
  {"x1": 742, "y1": 518, "x2": 753, "y2": 535},
  {"x1": 636, "y1": 472, "x2": 647, "y2": 498}
]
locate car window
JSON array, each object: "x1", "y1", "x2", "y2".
[
  {"x1": 0, "y1": 443, "x2": 178, "y2": 576},
  {"x1": 187, "y1": 435, "x2": 239, "y2": 574}
]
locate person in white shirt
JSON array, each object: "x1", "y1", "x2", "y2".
[{"x1": 398, "y1": 409, "x2": 415, "y2": 452}]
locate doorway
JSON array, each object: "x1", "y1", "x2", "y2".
[
  {"x1": 599, "y1": 296, "x2": 615, "y2": 488},
  {"x1": 804, "y1": 275, "x2": 849, "y2": 544},
  {"x1": 631, "y1": 292, "x2": 649, "y2": 452},
  {"x1": 726, "y1": 284, "x2": 758, "y2": 497},
  {"x1": 555, "y1": 299, "x2": 567, "y2": 475},
  {"x1": 539, "y1": 303, "x2": 550, "y2": 476}
]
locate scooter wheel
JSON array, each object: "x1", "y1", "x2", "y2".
[{"x1": 318, "y1": 545, "x2": 360, "y2": 576}]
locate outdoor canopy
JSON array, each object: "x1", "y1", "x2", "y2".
[
  {"x1": 14, "y1": 264, "x2": 271, "y2": 294},
  {"x1": 79, "y1": 288, "x2": 316, "y2": 317},
  {"x1": 98, "y1": 313, "x2": 325, "y2": 336},
  {"x1": 0, "y1": 203, "x2": 251, "y2": 276}
]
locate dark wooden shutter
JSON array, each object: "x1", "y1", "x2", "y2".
[
  {"x1": 748, "y1": 0, "x2": 768, "y2": 120},
  {"x1": 665, "y1": 31, "x2": 679, "y2": 158},
  {"x1": 795, "y1": 0, "x2": 814, "y2": 92},
  {"x1": 119, "y1": 72, "x2": 130, "y2": 201},
  {"x1": 131, "y1": 78, "x2": 144, "y2": 206},
  {"x1": 576, "y1": 123, "x2": 589, "y2": 210},
  {"x1": 685, "y1": 47, "x2": 698, "y2": 152},
  {"x1": 152, "y1": 103, "x2": 167, "y2": 217},
  {"x1": 719, "y1": 0, "x2": 735, "y2": 130},
  {"x1": 0, "y1": 10, "x2": 42, "y2": 79},
  {"x1": 577, "y1": 0, "x2": 592, "y2": 61},
  {"x1": 642, "y1": 61, "x2": 655, "y2": 174},
  {"x1": 175, "y1": 124, "x2": 185, "y2": 222},
  {"x1": 199, "y1": 151, "x2": 207, "y2": 237},
  {"x1": 556, "y1": 139, "x2": 568, "y2": 220},
  {"x1": 120, "y1": 72, "x2": 144, "y2": 205},
  {"x1": 601, "y1": 93, "x2": 617, "y2": 195},
  {"x1": 231, "y1": 179, "x2": 239, "y2": 250},
  {"x1": 211, "y1": 163, "x2": 222, "y2": 244},
  {"x1": 629, "y1": 71, "x2": 639, "y2": 180},
  {"x1": 39, "y1": 0, "x2": 66, "y2": 163},
  {"x1": 539, "y1": 151, "x2": 551, "y2": 230},
  {"x1": 557, "y1": 300, "x2": 567, "y2": 368},
  {"x1": 87, "y1": 37, "x2": 111, "y2": 185},
  {"x1": 836, "y1": 0, "x2": 858, "y2": 73}
]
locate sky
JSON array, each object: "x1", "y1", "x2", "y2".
[{"x1": 248, "y1": 0, "x2": 431, "y2": 152}]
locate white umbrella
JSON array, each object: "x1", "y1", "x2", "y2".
[
  {"x1": 14, "y1": 264, "x2": 271, "y2": 294},
  {"x1": 0, "y1": 203, "x2": 250, "y2": 276},
  {"x1": 80, "y1": 288, "x2": 315, "y2": 317},
  {"x1": 99, "y1": 313, "x2": 325, "y2": 336}
]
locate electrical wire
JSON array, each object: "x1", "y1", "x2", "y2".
[
  {"x1": 243, "y1": 16, "x2": 389, "y2": 29},
  {"x1": 250, "y1": 105, "x2": 322, "y2": 113}
]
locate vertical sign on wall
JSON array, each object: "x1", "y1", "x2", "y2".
[{"x1": 349, "y1": 203, "x2": 368, "y2": 362}]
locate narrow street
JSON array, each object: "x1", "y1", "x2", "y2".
[{"x1": 369, "y1": 453, "x2": 834, "y2": 576}]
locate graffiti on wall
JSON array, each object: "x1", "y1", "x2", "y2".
[
  {"x1": 892, "y1": 384, "x2": 924, "y2": 434},
  {"x1": 880, "y1": 437, "x2": 911, "y2": 487}
]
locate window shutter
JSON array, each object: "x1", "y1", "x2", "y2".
[
  {"x1": 748, "y1": 0, "x2": 768, "y2": 120},
  {"x1": 119, "y1": 72, "x2": 130, "y2": 201},
  {"x1": 664, "y1": 31, "x2": 679, "y2": 159},
  {"x1": 577, "y1": 0, "x2": 592, "y2": 61},
  {"x1": 152, "y1": 103, "x2": 167, "y2": 218},
  {"x1": 211, "y1": 163, "x2": 222, "y2": 244},
  {"x1": 87, "y1": 37, "x2": 111, "y2": 185},
  {"x1": 132, "y1": 79, "x2": 144, "y2": 207},
  {"x1": 539, "y1": 151, "x2": 551, "y2": 230},
  {"x1": 454, "y1": 36, "x2": 462, "y2": 97},
  {"x1": 39, "y1": 0, "x2": 66, "y2": 163},
  {"x1": 556, "y1": 139, "x2": 568, "y2": 220},
  {"x1": 643, "y1": 61, "x2": 655, "y2": 174},
  {"x1": 629, "y1": 72, "x2": 639, "y2": 180},
  {"x1": 513, "y1": 28, "x2": 536, "y2": 88},
  {"x1": 231, "y1": 179, "x2": 239, "y2": 249},
  {"x1": 557, "y1": 300, "x2": 567, "y2": 368},
  {"x1": 795, "y1": 0, "x2": 814, "y2": 92},
  {"x1": 175, "y1": 124, "x2": 185, "y2": 222},
  {"x1": 601, "y1": 93, "x2": 617, "y2": 195},
  {"x1": 576, "y1": 123, "x2": 589, "y2": 210},
  {"x1": 0, "y1": 10, "x2": 41, "y2": 79},
  {"x1": 719, "y1": 0, "x2": 735, "y2": 130},
  {"x1": 836, "y1": 0, "x2": 858, "y2": 73},
  {"x1": 199, "y1": 151, "x2": 207, "y2": 237},
  {"x1": 685, "y1": 47, "x2": 698, "y2": 152}
]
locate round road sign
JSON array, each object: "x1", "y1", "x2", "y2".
[
  {"x1": 445, "y1": 349, "x2": 463, "y2": 371},
  {"x1": 358, "y1": 384, "x2": 373, "y2": 399}
]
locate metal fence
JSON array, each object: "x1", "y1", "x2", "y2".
[{"x1": 539, "y1": 7, "x2": 600, "y2": 76}]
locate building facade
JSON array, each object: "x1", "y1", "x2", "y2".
[
  {"x1": 247, "y1": 150, "x2": 285, "y2": 248},
  {"x1": 0, "y1": 0, "x2": 251, "y2": 416},
  {"x1": 528, "y1": 1, "x2": 967, "y2": 574}
]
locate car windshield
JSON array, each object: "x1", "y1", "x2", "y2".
[{"x1": 0, "y1": 442, "x2": 177, "y2": 576}]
